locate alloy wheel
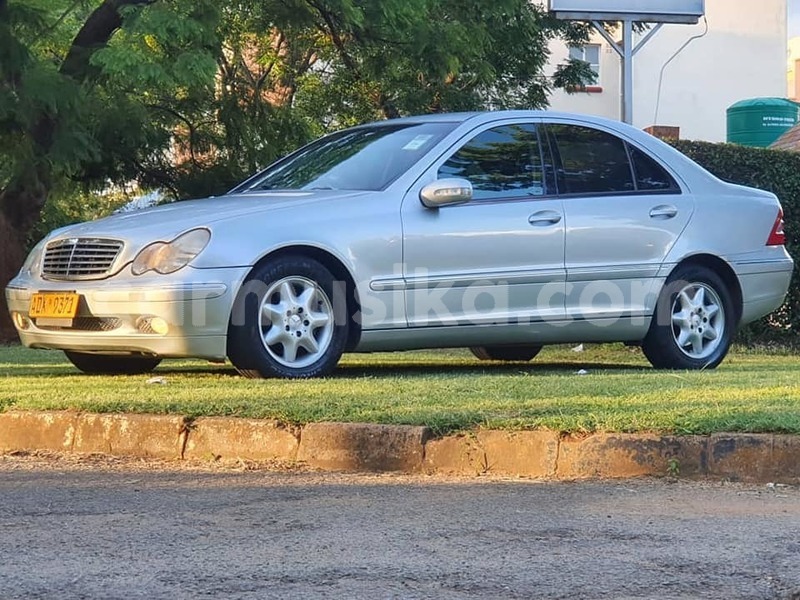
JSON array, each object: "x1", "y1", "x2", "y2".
[{"x1": 259, "y1": 276, "x2": 334, "y2": 368}]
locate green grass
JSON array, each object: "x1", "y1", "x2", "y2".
[{"x1": 1, "y1": 344, "x2": 799, "y2": 436}]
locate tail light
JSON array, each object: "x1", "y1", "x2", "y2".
[{"x1": 766, "y1": 209, "x2": 786, "y2": 246}]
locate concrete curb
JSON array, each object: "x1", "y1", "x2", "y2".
[{"x1": 1, "y1": 410, "x2": 799, "y2": 483}]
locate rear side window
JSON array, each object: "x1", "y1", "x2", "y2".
[
  {"x1": 438, "y1": 124, "x2": 547, "y2": 201},
  {"x1": 629, "y1": 145, "x2": 679, "y2": 191},
  {"x1": 548, "y1": 124, "x2": 634, "y2": 195}
]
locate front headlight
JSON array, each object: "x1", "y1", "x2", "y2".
[
  {"x1": 131, "y1": 228, "x2": 211, "y2": 276},
  {"x1": 19, "y1": 239, "x2": 47, "y2": 276}
]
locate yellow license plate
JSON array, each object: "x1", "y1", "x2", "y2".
[{"x1": 29, "y1": 293, "x2": 80, "y2": 319}]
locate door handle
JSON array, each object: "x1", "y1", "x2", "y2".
[
  {"x1": 649, "y1": 205, "x2": 678, "y2": 219},
  {"x1": 528, "y1": 211, "x2": 562, "y2": 226}
]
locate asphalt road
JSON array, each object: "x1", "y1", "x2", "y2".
[{"x1": 1, "y1": 454, "x2": 799, "y2": 600}]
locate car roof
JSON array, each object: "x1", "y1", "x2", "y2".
[
  {"x1": 357, "y1": 110, "x2": 636, "y2": 133},
  {"x1": 362, "y1": 110, "x2": 549, "y2": 124}
]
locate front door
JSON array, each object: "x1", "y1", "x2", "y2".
[{"x1": 401, "y1": 121, "x2": 566, "y2": 329}]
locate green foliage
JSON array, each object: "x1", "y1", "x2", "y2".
[
  {"x1": 0, "y1": 2, "x2": 97, "y2": 188},
  {"x1": 0, "y1": 0, "x2": 221, "y2": 237},
  {"x1": 670, "y1": 140, "x2": 800, "y2": 344},
  {"x1": 301, "y1": 0, "x2": 593, "y2": 115},
  {"x1": 93, "y1": 2, "x2": 219, "y2": 88}
]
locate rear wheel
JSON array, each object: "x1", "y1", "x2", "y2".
[
  {"x1": 470, "y1": 345, "x2": 542, "y2": 362},
  {"x1": 64, "y1": 351, "x2": 161, "y2": 375},
  {"x1": 642, "y1": 264, "x2": 735, "y2": 370},
  {"x1": 227, "y1": 256, "x2": 348, "y2": 379}
]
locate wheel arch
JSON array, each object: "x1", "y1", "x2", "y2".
[
  {"x1": 669, "y1": 253, "x2": 743, "y2": 323},
  {"x1": 233, "y1": 245, "x2": 363, "y2": 351}
]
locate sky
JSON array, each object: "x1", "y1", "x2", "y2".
[{"x1": 792, "y1": 0, "x2": 800, "y2": 37}]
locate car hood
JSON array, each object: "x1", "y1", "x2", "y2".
[{"x1": 49, "y1": 190, "x2": 372, "y2": 240}]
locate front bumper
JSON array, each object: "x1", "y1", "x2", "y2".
[{"x1": 5, "y1": 266, "x2": 250, "y2": 360}]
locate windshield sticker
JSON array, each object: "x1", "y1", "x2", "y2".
[{"x1": 402, "y1": 135, "x2": 434, "y2": 151}]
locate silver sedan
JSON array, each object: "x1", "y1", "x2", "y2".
[{"x1": 5, "y1": 111, "x2": 794, "y2": 377}]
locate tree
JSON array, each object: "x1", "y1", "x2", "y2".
[
  {"x1": 0, "y1": 0, "x2": 219, "y2": 338},
  {"x1": 141, "y1": 0, "x2": 596, "y2": 196},
  {"x1": 0, "y1": 0, "x2": 593, "y2": 340}
]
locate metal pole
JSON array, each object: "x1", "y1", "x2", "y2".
[
  {"x1": 592, "y1": 21, "x2": 623, "y2": 57},
  {"x1": 592, "y1": 19, "x2": 663, "y2": 125},
  {"x1": 622, "y1": 19, "x2": 634, "y2": 124}
]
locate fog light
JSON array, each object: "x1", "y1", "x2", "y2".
[
  {"x1": 12, "y1": 312, "x2": 31, "y2": 331},
  {"x1": 136, "y1": 316, "x2": 169, "y2": 335},
  {"x1": 150, "y1": 318, "x2": 169, "y2": 335}
]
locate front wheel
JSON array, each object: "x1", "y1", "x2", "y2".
[
  {"x1": 642, "y1": 265, "x2": 736, "y2": 370},
  {"x1": 470, "y1": 345, "x2": 542, "y2": 362},
  {"x1": 227, "y1": 256, "x2": 348, "y2": 379},
  {"x1": 64, "y1": 351, "x2": 161, "y2": 375}
]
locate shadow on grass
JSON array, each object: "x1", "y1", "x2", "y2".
[
  {"x1": 2, "y1": 360, "x2": 649, "y2": 378},
  {"x1": 330, "y1": 361, "x2": 649, "y2": 378},
  {"x1": 149, "y1": 360, "x2": 649, "y2": 378}
]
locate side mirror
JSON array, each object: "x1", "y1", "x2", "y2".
[{"x1": 419, "y1": 178, "x2": 473, "y2": 208}]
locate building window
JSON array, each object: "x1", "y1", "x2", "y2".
[{"x1": 569, "y1": 44, "x2": 601, "y2": 78}]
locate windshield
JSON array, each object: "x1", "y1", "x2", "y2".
[{"x1": 235, "y1": 121, "x2": 458, "y2": 192}]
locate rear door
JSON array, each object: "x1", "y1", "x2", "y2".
[{"x1": 544, "y1": 120, "x2": 694, "y2": 322}]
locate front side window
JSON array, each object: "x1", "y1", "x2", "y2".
[
  {"x1": 438, "y1": 124, "x2": 547, "y2": 201},
  {"x1": 236, "y1": 121, "x2": 457, "y2": 193},
  {"x1": 548, "y1": 124, "x2": 635, "y2": 195}
]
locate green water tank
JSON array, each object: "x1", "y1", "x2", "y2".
[{"x1": 727, "y1": 98, "x2": 799, "y2": 147}]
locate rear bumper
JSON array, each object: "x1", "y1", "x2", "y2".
[
  {"x1": 5, "y1": 267, "x2": 249, "y2": 360},
  {"x1": 734, "y1": 256, "x2": 794, "y2": 324}
]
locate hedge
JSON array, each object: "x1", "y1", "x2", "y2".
[{"x1": 670, "y1": 140, "x2": 799, "y2": 344}]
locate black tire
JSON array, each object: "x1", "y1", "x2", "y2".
[
  {"x1": 642, "y1": 264, "x2": 736, "y2": 370},
  {"x1": 64, "y1": 351, "x2": 161, "y2": 375},
  {"x1": 227, "y1": 256, "x2": 348, "y2": 379},
  {"x1": 469, "y1": 345, "x2": 542, "y2": 362}
]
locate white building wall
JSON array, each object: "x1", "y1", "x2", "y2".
[
  {"x1": 788, "y1": 36, "x2": 800, "y2": 100},
  {"x1": 545, "y1": 0, "x2": 787, "y2": 141}
]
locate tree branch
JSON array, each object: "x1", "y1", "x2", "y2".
[
  {"x1": 254, "y1": 30, "x2": 284, "y2": 90},
  {"x1": 377, "y1": 92, "x2": 400, "y2": 119},
  {"x1": 254, "y1": 60, "x2": 275, "y2": 92},
  {"x1": 308, "y1": 1, "x2": 358, "y2": 73},
  {"x1": 35, "y1": 0, "x2": 84, "y2": 42},
  {"x1": 145, "y1": 103, "x2": 201, "y2": 167},
  {"x1": 60, "y1": 0, "x2": 156, "y2": 82},
  {"x1": 132, "y1": 158, "x2": 179, "y2": 198},
  {"x1": 298, "y1": 47, "x2": 318, "y2": 77}
]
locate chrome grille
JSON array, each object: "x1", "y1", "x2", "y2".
[{"x1": 42, "y1": 238, "x2": 123, "y2": 280}]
